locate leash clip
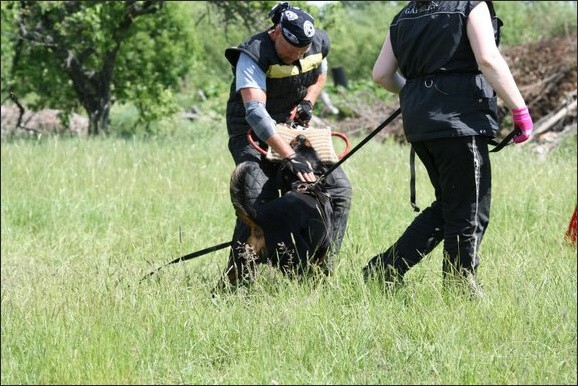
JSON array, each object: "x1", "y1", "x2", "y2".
[
  {"x1": 289, "y1": 121, "x2": 307, "y2": 131},
  {"x1": 294, "y1": 182, "x2": 310, "y2": 193}
]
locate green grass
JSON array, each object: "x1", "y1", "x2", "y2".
[{"x1": 1, "y1": 126, "x2": 576, "y2": 384}]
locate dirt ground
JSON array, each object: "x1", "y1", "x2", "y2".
[{"x1": 332, "y1": 33, "x2": 577, "y2": 148}]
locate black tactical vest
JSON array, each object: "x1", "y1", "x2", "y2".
[
  {"x1": 390, "y1": 1, "x2": 503, "y2": 141},
  {"x1": 225, "y1": 29, "x2": 330, "y2": 139}
]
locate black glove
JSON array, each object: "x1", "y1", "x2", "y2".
[
  {"x1": 295, "y1": 99, "x2": 313, "y2": 127},
  {"x1": 282, "y1": 153, "x2": 313, "y2": 175}
]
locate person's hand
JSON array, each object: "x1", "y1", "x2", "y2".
[
  {"x1": 512, "y1": 106, "x2": 533, "y2": 144},
  {"x1": 295, "y1": 99, "x2": 313, "y2": 127},
  {"x1": 282, "y1": 153, "x2": 316, "y2": 182}
]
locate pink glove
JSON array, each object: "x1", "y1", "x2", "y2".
[{"x1": 512, "y1": 106, "x2": 533, "y2": 144}]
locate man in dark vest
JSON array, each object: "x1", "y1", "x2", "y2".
[{"x1": 223, "y1": 2, "x2": 352, "y2": 282}]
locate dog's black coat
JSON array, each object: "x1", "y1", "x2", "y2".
[{"x1": 227, "y1": 134, "x2": 333, "y2": 283}]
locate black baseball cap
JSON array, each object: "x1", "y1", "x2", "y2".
[{"x1": 278, "y1": 6, "x2": 316, "y2": 47}]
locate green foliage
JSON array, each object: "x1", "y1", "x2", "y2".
[
  {"x1": 2, "y1": 2, "x2": 76, "y2": 111},
  {"x1": 174, "y1": 2, "x2": 245, "y2": 106},
  {"x1": 205, "y1": 0, "x2": 280, "y2": 32},
  {"x1": 494, "y1": 1, "x2": 577, "y2": 45},
  {"x1": 1, "y1": 1, "x2": 197, "y2": 135},
  {"x1": 112, "y1": 2, "x2": 200, "y2": 134},
  {"x1": 320, "y1": 2, "x2": 401, "y2": 80},
  {"x1": 0, "y1": 3, "x2": 17, "y2": 96}
]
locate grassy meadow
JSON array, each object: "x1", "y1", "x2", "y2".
[{"x1": 1, "y1": 123, "x2": 576, "y2": 384}]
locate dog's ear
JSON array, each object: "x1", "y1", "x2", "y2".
[{"x1": 301, "y1": 137, "x2": 313, "y2": 149}]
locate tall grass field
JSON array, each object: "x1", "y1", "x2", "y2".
[{"x1": 2, "y1": 124, "x2": 576, "y2": 384}]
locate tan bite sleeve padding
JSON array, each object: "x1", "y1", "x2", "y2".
[{"x1": 267, "y1": 123, "x2": 339, "y2": 164}]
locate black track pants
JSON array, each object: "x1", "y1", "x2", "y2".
[{"x1": 365, "y1": 136, "x2": 491, "y2": 277}]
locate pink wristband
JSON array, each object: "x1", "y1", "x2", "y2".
[
  {"x1": 512, "y1": 106, "x2": 532, "y2": 131},
  {"x1": 512, "y1": 106, "x2": 530, "y2": 118}
]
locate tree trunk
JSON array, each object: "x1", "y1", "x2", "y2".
[
  {"x1": 86, "y1": 98, "x2": 111, "y2": 136},
  {"x1": 70, "y1": 53, "x2": 115, "y2": 136}
]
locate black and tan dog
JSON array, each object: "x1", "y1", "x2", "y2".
[{"x1": 223, "y1": 134, "x2": 334, "y2": 287}]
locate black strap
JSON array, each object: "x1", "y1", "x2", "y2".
[
  {"x1": 409, "y1": 128, "x2": 521, "y2": 212},
  {"x1": 317, "y1": 108, "x2": 402, "y2": 184},
  {"x1": 140, "y1": 241, "x2": 231, "y2": 282},
  {"x1": 486, "y1": 1, "x2": 504, "y2": 47},
  {"x1": 409, "y1": 146, "x2": 420, "y2": 212},
  {"x1": 488, "y1": 128, "x2": 521, "y2": 153}
]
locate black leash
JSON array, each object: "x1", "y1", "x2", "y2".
[
  {"x1": 142, "y1": 108, "x2": 403, "y2": 282},
  {"x1": 316, "y1": 107, "x2": 402, "y2": 184},
  {"x1": 141, "y1": 108, "x2": 515, "y2": 281},
  {"x1": 409, "y1": 127, "x2": 522, "y2": 212},
  {"x1": 140, "y1": 241, "x2": 231, "y2": 282},
  {"x1": 488, "y1": 127, "x2": 521, "y2": 153}
]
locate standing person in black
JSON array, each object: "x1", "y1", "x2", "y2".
[
  {"x1": 363, "y1": 1, "x2": 534, "y2": 296},
  {"x1": 222, "y1": 2, "x2": 352, "y2": 283}
]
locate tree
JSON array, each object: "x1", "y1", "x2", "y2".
[
  {"x1": 1, "y1": 1, "x2": 198, "y2": 135},
  {"x1": 206, "y1": 1, "x2": 313, "y2": 32},
  {"x1": 0, "y1": 1, "x2": 324, "y2": 136}
]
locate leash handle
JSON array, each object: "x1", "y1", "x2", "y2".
[
  {"x1": 332, "y1": 131, "x2": 352, "y2": 159},
  {"x1": 489, "y1": 128, "x2": 521, "y2": 152}
]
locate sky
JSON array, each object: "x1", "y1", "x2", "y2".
[{"x1": 307, "y1": 1, "x2": 333, "y2": 7}]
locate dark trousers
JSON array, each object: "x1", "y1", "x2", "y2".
[
  {"x1": 365, "y1": 136, "x2": 491, "y2": 278},
  {"x1": 227, "y1": 134, "x2": 352, "y2": 266}
]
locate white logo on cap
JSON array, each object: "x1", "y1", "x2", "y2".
[
  {"x1": 303, "y1": 20, "x2": 315, "y2": 37},
  {"x1": 284, "y1": 10, "x2": 298, "y2": 21}
]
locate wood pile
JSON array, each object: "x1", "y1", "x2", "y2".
[{"x1": 500, "y1": 33, "x2": 577, "y2": 155}]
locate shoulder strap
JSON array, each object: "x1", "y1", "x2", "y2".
[
  {"x1": 486, "y1": 1, "x2": 503, "y2": 46},
  {"x1": 409, "y1": 147, "x2": 420, "y2": 212}
]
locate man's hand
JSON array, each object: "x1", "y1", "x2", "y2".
[
  {"x1": 282, "y1": 153, "x2": 316, "y2": 182},
  {"x1": 295, "y1": 99, "x2": 313, "y2": 127},
  {"x1": 512, "y1": 106, "x2": 533, "y2": 144}
]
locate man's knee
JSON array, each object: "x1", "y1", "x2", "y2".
[{"x1": 324, "y1": 167, "x2": 352, "y2": 210}]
